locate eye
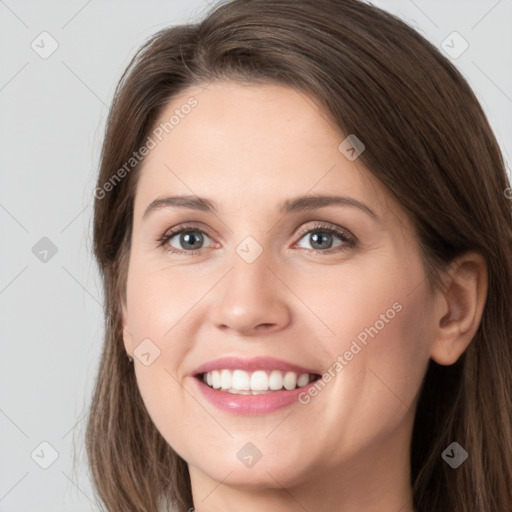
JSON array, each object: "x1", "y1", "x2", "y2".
[
  {"x1": 294, "y1": 222, "x2": 356, "y2": 254},
  {"x1": 157, "y1": 221, "x2": 357, "y2": 256},
  {"x1": 158, "y1": 224, "x2": 215, "y2": 255}
]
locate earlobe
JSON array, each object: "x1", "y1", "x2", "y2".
[{"x1": 430, "y1": 252, "x2": 488, "y2": 366}]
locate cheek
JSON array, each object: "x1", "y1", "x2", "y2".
[
  {"x1": 311, "y1": 250, "x2": 434, "y2": 424},
  {"x1": 292, "y1": 250, "x2": 425, "y2": 353},
  {"x1": 335, "y1": 275, "x2": 434, "y2": 431},
  {"x1": 124, "y1": 257, "x2": 203, "y2": 347},
  {"x1": 123, "y1": 263, "x2": 194, "y2": 410}
]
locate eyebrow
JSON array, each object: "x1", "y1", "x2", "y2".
[{"x1": 142, "y1": 194, "x2": 379, "y2": 221}]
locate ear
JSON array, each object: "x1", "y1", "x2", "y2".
[
  {"x1": 430, "y1": 251, "x2": 488, "y2": 365},
  {"x1": 121, "y1": 299, "x2": 134, "y2": 358}
]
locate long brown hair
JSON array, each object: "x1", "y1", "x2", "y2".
[{"x1": 85, "y1": 1, "x2": 512, "y2": 510}]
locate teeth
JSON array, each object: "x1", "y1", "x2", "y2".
[
  {"x1": 250, "y1": 370, "x2": 268, "y2": 391},
  {"x1": 211, "y1": 370, "x2": 221, "y2": 389},
  {"x1": 232, "y1": 370, "x2": 250, "y2": 390},
  {"x1": 269, "y1": 370, "x2": 283, "y2": 390},
  {"x1": 283, "y1": 371, "x2": 297, "y2": 390},
  {"x1": 201, "y1": 369, "x2": 316, "y2": 394},
  {"x1": 220, "y1": 369, "x2": 232, "y2": 390},
  {"x1": 297, "y1": 373, "x2": 310, "y2": 387}
]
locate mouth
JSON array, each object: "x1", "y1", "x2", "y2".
[
  {"x1": 191, "y1": 355, "x2": 323, "y2": 414},
  {"x1": 195, "y1": 369, "x2": 322, "y2": 395}
]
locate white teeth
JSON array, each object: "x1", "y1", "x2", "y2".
[
  {"x1": 220, "y1": 369, "x2": 232, "y2": 390},
  {"x1": 201, "y1": 369, "x2": 316, "y2": 394},
  {"x1": 283, "y1": 371, "x2": 297, "y2": 390},
  {"x1": 232, "y1": 370, "x2": 250, "y2": 390},
  {"x1": 211, "y1": 370, "x2": 221, "y2": 389},
  {"x1": 297, "y1": 373, "x2": 310, "y2": 387},
  {"x1": 250, "y1": 370, "x2": 268, "y2": 391},
  {"x1": 268, "y1": 370, "x2": 283, "y2": 390}
]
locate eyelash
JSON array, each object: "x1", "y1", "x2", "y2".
[
  {"x1": 157, "y1": 222, "x2": 357, "y2": 256},
  {"x1": 157, "y1": 221, "x2": 357, "y2": 256}
]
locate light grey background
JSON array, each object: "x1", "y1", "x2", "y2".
[{"x1": 0, "y1": 1, "x2": 510, "y2": 510}]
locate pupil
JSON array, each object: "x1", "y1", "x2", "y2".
[
  {"x1": 182, "y1": 231, "x2": 203, "y2": 250},
  {"x1": 311, "y1": 232, "x2": 332, "y2": 250}
]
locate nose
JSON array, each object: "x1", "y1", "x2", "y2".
[{"x1": 208, "y1": 250, "x2": 292, "y2": 336}]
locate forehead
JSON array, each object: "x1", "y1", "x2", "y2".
[{"x1": 133, "y1": 81, "x2": 401, "y2": 223}]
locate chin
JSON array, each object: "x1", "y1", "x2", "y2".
[{"x1": 195, "y1": 457, "x2": 309, "y2": 490}]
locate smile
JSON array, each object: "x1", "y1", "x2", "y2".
[{"x1": 199, "y1": 369, "x2": 319, "y2": 394}]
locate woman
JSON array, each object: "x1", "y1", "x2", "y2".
[{"x1": 86, "y1": 0, "x2": 512, "y2": 511}]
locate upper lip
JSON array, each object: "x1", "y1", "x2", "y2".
[{"x1": 192, "y1": 356, "x2": 320, "y2": 376}]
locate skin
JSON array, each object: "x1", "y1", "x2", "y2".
[{"x1": 121, "y1": 82, "x2": 488, "y2": 512}]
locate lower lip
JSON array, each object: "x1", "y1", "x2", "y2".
[{"x1": 193, "y1": 375, "x2": 319, "y2": 414}]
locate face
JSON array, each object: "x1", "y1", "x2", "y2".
[{"x1": 122, "y1": 82, "x2": 437, "y2": 493}]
